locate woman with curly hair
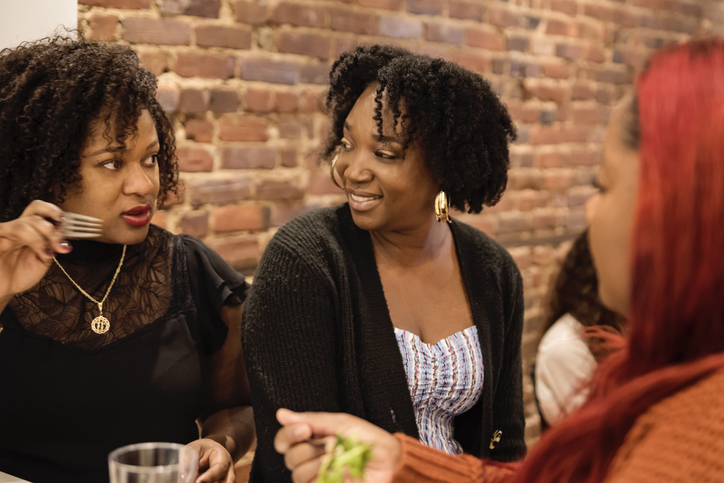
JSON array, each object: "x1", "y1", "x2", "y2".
[
  {"x1": 242, "y1": 44, "x2": 524, "y2": 482},
  {"x1": 0, "y1": 37, "x2": 254, "y2": 483},
  {"x1": 534, "y1": 231, "x2": 625, "y2": 427},
  {"x1": 276, "y1": 38, "x2": 724, "y2": 483}
]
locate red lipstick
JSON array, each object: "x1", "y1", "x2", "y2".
[{"x1": 121, "y1": 204, "x2": 152, "y2": 227}]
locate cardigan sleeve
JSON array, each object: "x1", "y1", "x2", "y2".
[
  {"x1": 489, "y1": 262, "x2": 527, "y2": 462},
  {"x1": 393, "y1": 434, "x2": 515, "y2": 483},
  {"x1": 242, "y1": 237, "x2": 342, "y2": 482}
]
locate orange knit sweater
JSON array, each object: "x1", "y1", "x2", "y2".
[{"x1": 392, "y1": 367, "x2": 724, "y2": 482}]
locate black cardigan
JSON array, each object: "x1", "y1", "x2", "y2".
[{"x1": 242, "y1": 204, "x2": 526, "y2": 482}]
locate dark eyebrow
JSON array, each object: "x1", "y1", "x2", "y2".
[
  {"x1": 343, "y1": 121, "x2": 403, "y2": 145},
  {"x1": 86, "y1": 139, "x2": 159, "y2": 157}
]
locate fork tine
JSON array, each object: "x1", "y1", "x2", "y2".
[
  {"x1": 64, "y1": 232, "x2": 104, "y2": 239},
  {"x1": 63, "y1": 212, "x2": 103, "y2": 224},
  {"x1": 63, "y1": 219, "x2": 103, "y2": 229}
]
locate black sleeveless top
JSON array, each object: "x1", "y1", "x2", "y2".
[{"x1": 0, "y1": 226, "x2": 247, "y2": 483}]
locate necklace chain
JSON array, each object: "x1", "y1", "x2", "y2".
[{"x1": 52, "y1": 245, "x2": 127, "y2": 334}]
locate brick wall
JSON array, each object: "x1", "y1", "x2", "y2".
[{"x1": 78, "y1": 0, "x2": 718, "y2": 448}]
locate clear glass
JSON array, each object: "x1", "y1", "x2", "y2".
[{"x1": 108, "y1": 442, "x2": 198, "y2": 483}]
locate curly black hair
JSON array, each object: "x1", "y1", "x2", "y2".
[
  {"x1": 0, "y1": 36, "x2": 178, "y2": 222},
  {"x1": 542, "y1": 231, "x2": 626, "y2": 335},
  {"x1": 323, "y1": 44, "x2": 517, "y2": 213}
]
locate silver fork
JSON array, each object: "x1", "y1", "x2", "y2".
[{"x1": 61, "y1": 212, "x2": 103, "y2": 239}]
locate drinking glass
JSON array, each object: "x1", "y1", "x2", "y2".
[{"x1": 108, "y1": 442, "x2": 198, "y2": 483}]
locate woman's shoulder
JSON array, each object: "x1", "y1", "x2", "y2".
[{"x1": 607, "y1": 366, "x2": 724, "y2": 482}]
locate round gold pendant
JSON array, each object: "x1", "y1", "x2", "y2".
[{"x1": 91, "y1": 316, "x2": 110, "y2": 334}]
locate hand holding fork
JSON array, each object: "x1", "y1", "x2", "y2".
[{"x1": 0, "y1": 200, "x2": 103, "y2": 306}]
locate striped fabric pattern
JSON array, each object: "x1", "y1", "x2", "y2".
[{"x1": 394, "y1": 325, "x2": 484, "y2": 455}]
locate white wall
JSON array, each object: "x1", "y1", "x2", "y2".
[{"x1": 0, "y1": 0, "x2": 78, "y2": 50}]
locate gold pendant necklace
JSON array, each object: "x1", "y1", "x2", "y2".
[{"x1": 53, "y1": 245, "x2": 127, "y2": 335}]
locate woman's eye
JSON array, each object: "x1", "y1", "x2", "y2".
[
  {"x1": 340, "y1": 138, "x2": 352, "y2": 150},
  {"x1": 591, "y1": 175, "x2": 606, "y2": 193},
  {"x1": 102, "y1": 159, "x2": 123, "y2": 170},
  {"x1": 144, "y1": 154, "x2": 159, "y2": 167},
  {"x1": 376, "y1": 151, "x2": 397, "y2": 160}
]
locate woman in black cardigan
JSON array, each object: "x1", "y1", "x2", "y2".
[{"x1": 243, "y1": 44, "x2": 525, "y2": 482}]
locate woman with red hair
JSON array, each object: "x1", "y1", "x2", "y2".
[{"x1": 273, "y1": 37, "x2": 724, "y2": 483}]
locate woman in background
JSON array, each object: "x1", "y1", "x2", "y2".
[
  {"x1": 534, "y1": 231, "x2": 625, "y2": 427},
  {"x1": 0, "y1": 37, "x2": 254, "y2": 483},
  {"x1": 275, "y1": 38, "x2": 724, "y2": 483}
]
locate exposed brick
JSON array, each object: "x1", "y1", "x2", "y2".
[
  {"x1": 271, "y1": 2, "x2": 326, "y2": 28},
  {"x1": 508, "y1": 170, "x2": 545, "y2": 190},
  {"x1": 232, "y1": 1, "x2": 269, "y2": 24},
  {"x1": 380, "y1": 16, "x2": 423, "y2": 39},
  {"x1": 546, "y1": 18, "x2": 577, "y2": 37},
  {"x1": 563, "y1": 126, "x2": 593, "y2": 143},
  {"x1": 510, "y1": 152, "x2": 534, "y2": 168},
  {"x1": 449, "y1": 1, "x2": 484, "y2": 20},
  {"x1": 359, "y1": 0, "x2": 402, "y2": 9},
  {"x1": 80, "y1": 0, "x2": 149, "y2": 8},
  {"x1": 222, "y1": 147, "x2": 276, "y2": 169},
  {"x1": 189, "y1": 178, "x2": 251, "y2": 207},
  {"x1": 519, "y1": 191, "x2": 549, "y2": 211},
  {"x1": 246, "y1": 87, "x2": 275, "y2": 113},
  {"x1": 175, "y1": 53, "x2": 235, "y2": 79},
  {"x1": 507, "y1": 36, "x2": 529, "y2": 52},
  {"x1": 161, "y1": 182, "x2": 185, "y2": 207},
  {"x1": 584, "y1": 4, "x2": 614, "y2": 22},
  {"x1": 214, "y1": 205, "x2": 268, "y2": 232},
  {"x1": 537, "y1": 151, "x2": 571, "y2": 168},
  {"x1": 551, "y1": 0, "x2": 578, "y2": 16},
  {"x1": 330, "y1": 8, "x2": 379, "y2": 35},
  {"x1": 556, "y1": 43, "x2": 584, "y2": 60},
  {"x1": 565, "y1": 210, "x2": 587, "y2": 229},
  {"x1": 407, "y1": 0, "x2": 442, "y2": 15},
  {"x1": 613, "y1": 9, "x2": 637, "y2": 28},
  {"x1": 568, "y1": 186, "x2": 597, "y2": 207},
  {"x1": 205, "y1": 236, "x2": 259, "y2": 268},
  {"x1": 219, "y1": 116, "x2": 268, "y2": 142},
  {"x1": 177, "y1": 147, "x2": 213, "y2": 172},
  {"x1": 531, "y1": 37, "x2": 556, "y2": 56},
  {"x1": 179, "y1": 211, "x2": 209, "y2": 238},
  {"x1": 573, "y1": 107, "x2": 600, "y2": 125},
  {"x1": 536, "y1": 84, "x2": 568, "y2": 103},
  {"x1": 631, "y1": 0, "x2": 656, "y2": 7},
  {"x1": 425, "y1": 23, "x2": 465, "y2": 45},
  {"x1": 275, "y1": 92, "x2": 299, "y2": 113},
  {"x1": 138, "y1": 50, "x2": 169, "y2": 76},
  {"x1": 544, "y1": 171, "x2": 572, "y2": 189},
  {"x1": 532, "y1": 212, "x2": 558, "y2": 230},
  {"x1": 308, "y1": 171, "x2": 340, "y2": 195},
  {"x1": 209, "y1": 88, "x2": 240, "y2": 114},
  {"x1": 196, "y1": 25, "x2": 252, "y2": 50},
  {"x1": 156, "y1": 84, "x2": 179, "y2": 113},
  {"x1": 89, "y1": 14, "x2": 119, "y2": 41},
  {"x1": 256, "y1": 179, "x2": 305, "y2": 200},
  {"x1": 299, "y1": 63, "x2": 329, "y2": 85},
  {"x1": 123, "y1": 18, "x2": 191, "y2": 45},
  {"x1": 498, "y1": 212, "x2": 531, "y2": 234},
  {"x1": 185, "y1": 119, "x2": 214, "y2": 143},
  {"x1": 587, "y1": 46, "x2": 606, "y2": 63},
  {"x1": 542, "y1": 63, "x2": 571, "y2": 79},
  {"x1": 240, "y1": 58, "x2": 298, "y2": 85},
  {"x1": 161, "y1": 0, "x2": 220, "y2": 17},
  {"x1": 488, "y1": 7, "x2": 523, "y2": 28},
  {"x1": 540, "y1": 110, "x2": 556, "y2": 125},
  {"x1": 572, "y1": 83, "x2": 594, "y2": 100},
  {"x1": 596, "y1": 68, "x2": 631, "y2": 84},
  {"x1": 179, "y1": 88, "x2": 210, "y2": 114},
  {"x1": 465, "y1": 28, "x2": 505, "y2": 51},
  {"x1": 280, "y1": 147, "x2": 298, "y2": 167},
  {"x1": 299, "y1": 90, "x2": 323, "y2": 113},
  {"x1": 276, "y1": 31, "x2": 331, "y2": 60},
  {"x1": 451, "y1": 52, "x2": 490, "y2": 74},
  {"x1": 678, "y1": 2, "x2": 702, "y2": 17},
  {"x1": 578, "y1": 21, "x2": 604, "y2": 41},
  {"x1": 569, "y1": 149, "x2": 602, "y2": 166},
  {"x1": 491, "y1": 58, "x2": 505, "y2": 75},
  {"x1": 530, "y1": 126, "x2": 564, "y2": 145}
]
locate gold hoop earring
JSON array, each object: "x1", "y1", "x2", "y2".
[
  {"x1": 435, "y1": 191, "x2": 451, "y2": 223},
  {"x1": 330, "y1": 155, "x2": 343, "y2": 190}
]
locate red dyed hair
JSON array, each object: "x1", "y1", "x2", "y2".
[{"x1": 510, "y1": 38, "x2": 724, "y2": 483}]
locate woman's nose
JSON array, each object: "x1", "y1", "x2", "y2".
[
  {"x1": 338, "y1": 152, "x2": 373, "y2": 186},
  {"x1": 123, "y1": 164, "x2": 155, "y2": 196}
]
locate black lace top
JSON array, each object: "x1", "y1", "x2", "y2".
[{"x1": 0, "y1": 225, "x2": 248, "y2": 483}]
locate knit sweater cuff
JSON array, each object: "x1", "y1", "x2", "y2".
[{"x1": 392, "y1": 433, "x2": 485, "y2": 483}]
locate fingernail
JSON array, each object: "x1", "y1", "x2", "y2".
[{"x1": 60, "y1": 240, "x2": 72, "y2": 252}]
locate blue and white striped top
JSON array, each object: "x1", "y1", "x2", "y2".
[{"x1": 394, "y1": 325, "x2": 484, "y2": 455}]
